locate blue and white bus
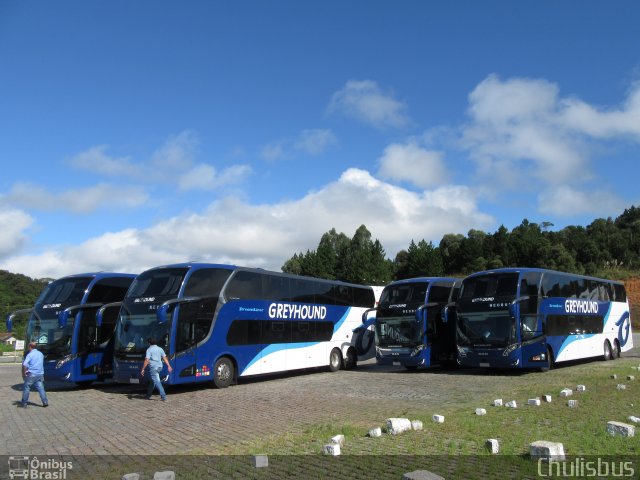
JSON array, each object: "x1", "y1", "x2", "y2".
[
  {"x1": 6, "y1": 272, "x2": 136, "y2": 384},
  {"x1": 369, "y1": 277, "x2": 460, "y2": 369},
  {"x1": 110, "y1": 263, "x2": 376, "y2": 388},
  {"x1": 455, "y1": 268, "x2": 633, "y2": 370}
]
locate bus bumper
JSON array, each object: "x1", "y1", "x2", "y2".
[
  {"x1": 457, "y1": 347, "x2": 520, "y2": 368},
  {"x1": 113, "y1": 358, "x2": 145, "y2": 384},
  {"x1": 376, "y1": 347, "x2": 431, "y2": 368},
  {"x1": 44, "y1": 360, "x2": 74, "y2": 382}
]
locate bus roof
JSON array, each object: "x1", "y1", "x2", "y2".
[
  {"x1": 462, "y1": 267, "x2": 624, "y2": 286},
  {"x1": 384, "y1": 276, "x2": 460, "y2": 287}
]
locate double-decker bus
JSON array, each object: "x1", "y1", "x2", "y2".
[
  {"x1": 110, "y1": 263, "x2": 376, "y2": 388},
  {"x1": 368, "y1": 277, "x2": 460, "y2": 369},
  {"x1": 455, "y1": 268, "x2": 633, "y2": 370},
  {"x1": 6, "y1": 272, "x2": 136, "y2": 384}
]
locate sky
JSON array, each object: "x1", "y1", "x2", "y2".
[{"x1": 1, "y1": 1, "x2": 640, "y2": 280}]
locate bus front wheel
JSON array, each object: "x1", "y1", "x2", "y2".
[
  {"x1": 614, "y1": 339, "x2": 621, "y2": 359},
  {"x1": 329, "y1": 348, "x2": 342, "y2": 372},
  {"x1": 343, "y1": 347, "x2": 357, "y2": 370},
  {"x1": 213, "y1": 356, "x2": 235, "y2": 388}
]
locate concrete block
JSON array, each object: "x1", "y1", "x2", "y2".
[
  {"x1": 486, "y1": 438, "x2": 499, "y2": 454},
  {"x1": 529, "y1": 440, "x2": 566, "y2": 461},
  {"x1": 386, "y1": 417, "x2": 412, "y2": 435},
  {"x1": 153, "y1": 472, "x2": 175, "y2": 480},
  {"x1": 567, "y1": 400, "x2": 578, "y2": 408},
  {"x1": 368, "y1": 427, "x2": 382, "y2": 437},
  {"x1": 331, "y1": 434, "x2": 345, "y2": 446},
  {"x1": 252, "y1": 455, "x2": 268, "y2": 468},
  {"x1": 628, "y1": 375, "x2": 635, "y2": 381},
  {"x1": 432, "y1": 414, "x2": 445, "y2": 423},
  {"x1": 543, "y1": 395, "x2": 552, "y2": 403},
  {"x1": 323, "y1": 443, "x2": 341, "y2": 455},
  {"x1": 505, "y1": 400, "x2": 517, "y2": 408},
  {"x1": 528, "y1": 398, "x2": 541, "y2": 406},
  {"x1": 402, "y1": 470, "x2": 445, "y2": 480},
  {"x1": 617, "y1": 384, "x2": 627, "y2": 390},
  {"x1": 122, "y1": 475, "x2": 140, "y2": 480},
  {"x1": 611, "y1": 374, "x2": 618, "y2": 379},
  {"x1": 475, "y1": 408, "x2": 487, "y2": 416},
  {"x1": 627, "y1": 416, "x2": 640, "y2": 424},
  {"x1": 493, "y1": 399, "x2": 503, "y2": 407},
  {"x1": 607, "y1": 421, "x2": 635, "y2": 437},
  {"x1": 411, "y1": 420, "x2": 423, "y2": 431},
  {"x1": 577, "y1": 385, "x2": 586, "y2": 392},
  {"x1": 559, "y1": 388, "x2": 573, "y2": 397}
]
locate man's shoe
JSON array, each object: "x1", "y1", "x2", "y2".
[
  {"x1": 161, "y1": 398, "x2": 166, "y2": 401},
  {"x1": 143, "y1": 396, "x2": 151, "y2": 400},
  {"x1": 18, "y1": 403, "x2": 27, "y2": 408},
  {"x1": 42, "y1": 403, "x2": 48, "y2": 408}
]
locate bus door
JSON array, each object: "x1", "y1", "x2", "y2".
[
  {"x1": 426, "y1": 282, "x2": 456, "y2": 363},
  {"x1": 76, "y1": 309, "x2": 101, "y2": 378},
  {"x1": 518, "y1": 272, "x2": 546, "y2": 366},
  {"x1": 172, "y1": 299, "x2": 216, "y2": 383}
]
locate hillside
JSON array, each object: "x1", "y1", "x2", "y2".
[
  {"x1": 0, "y1": 270, "x2": 48, "y2": 333},
  {"x1": 624, "y1": 277, "x2": 640, "y2": 328}
]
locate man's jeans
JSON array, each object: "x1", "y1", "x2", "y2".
[
  {"x1": 22, "y1": 374, "x2": 48, "y2": 406},
  {"x1": 146, "y1": 366, "x2": 167, "y2": 400}
]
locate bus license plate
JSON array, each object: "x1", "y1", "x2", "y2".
[
  {"x1": 393, "y1": 362, "x2": 401, "y2": 366},
  {"x1": 480, "y1": 362, "x2": 490, "y2": 367},
  {"x1": 130, "y1": 378, "x2": 140, "y2": 384}
]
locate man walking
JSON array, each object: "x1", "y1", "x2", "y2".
[
  {"x1": 20, "y1": 342, "x2": 48, "y2": 408},
  {"x1": 140, "y1": 338, "x2": 172, "y2": 401}
]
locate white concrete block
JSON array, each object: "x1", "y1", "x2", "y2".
[
  {"x1": 617, "y1": 384, "x2": 627, "y2": 390},
  {"x1": 543, "y1": 395, "x2": 552, "y2": 403},
  {"x1": 528, "y1": 398, "x2": 541, "y2": 406},
  {"x1": 411, "y1": 420, "x2": 423, "y2": 431},
  {"x1": 368, "y1": 427, "x2": 382, "y2": 437},
  {"x1": 386, "y1": 418, "x2": 412, "y2": 435},
  {"x1": 568, "y1": 400, "x2": 578, "y2": 408},
  {"x1": 323, "y1": 443, "x2": 341, "y2": 455},
  {"x1": 493, "y1": 399, "x2": 503, "y2": 407},
  {"x1": 432, "y1": 414, "x2": 445, "y2": 423},
  {"x1": 628, "y1": 375, "x2": 635, "y2": 381},
  {"x1": 153, "y1": 472, "x2": 175, "y2": 480},
  {"x1": 505, "y1": 400, "x2": 517, "y2": 408},
  {"x1": 529, "y1": 440, "x2": 566, "y2": 461},
  {"x1": 122, "y1": 475, "x2": 140, "y2": 480},
  {"x1": 331, "y1": 434, "x2": 345, "y2": 446},
  {"x1": 607, "y1": 421, "x2": 635, "y2": 437},
  {"x1": 402, "y1": 470, "x2": 445, "y2": 480},
  {"x1": 611, "y1": 374, "x2": 618, "y2": 379},
  {"x1": 486, "y1": 438, "x2": 499, "y2": 454},
  {"x1": 475, "y1": 408, "x2": 487, "y2": 416},
  {"x1": 577, "y1": 385, "x2": 586, "y2": 392},
  {"x1": 560, "y1": 388, "x2": 573, "y2": 397},
  {"x1": 627, "y1": 416, "x2": 640, "y2": 424},
  {"x1": 252, "y1": 455, "x2": 268, "y2": 468}
]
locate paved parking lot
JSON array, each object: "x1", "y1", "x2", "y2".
[{"x1": 2, "y1": 335, "x2": 638, "y2": 458}]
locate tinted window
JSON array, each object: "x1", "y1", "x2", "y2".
[
  {"x1": 428, "y1": 285, "x2": 452, "y2": 303},
  {"x1": 129, "y1": 268, "x2": 187, "y2": 297},
  {"x1": 226, "y1": 319, "x2": 334, "y2": 345},
  {"x1": 460, "y1": 273, "x2": 518, "y2": 299},
  {"x1": 38, "y1": 277, "x2": 92, "y2": 304},
  {"x1": 547, "y1": 315, "x2": 604, "y2": 336},
  {"x1": 87, "y1": 277, "x2": 134, "y2": 303},
  {"x1": 184, "y1": 268, "x2": 232, "y2": 297},
  {"x1": 380, "y1": 282, "x2": 428, "y2": 305},
  {"x1": 613, "y1": 284, "x2": 627, "y2": 302}
]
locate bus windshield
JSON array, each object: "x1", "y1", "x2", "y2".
[
  {"x1": 36, "y1": 277, "x2": 92, "y2": 305},
  {"x1": 375, "y1": 311, "x2": 422, "y2": 347},
  {"x1": 26, "y1": 316, "x2": 74, "y2": 357},
  {"x1": 457, "y1": 310, "x2": 516, "y2": 347},
  {"x1": 114, "y1": 309, "x2": 170, "y2": 355},
  {"x1": 379, "y1": 282, "x2": 428, "y2": 306}
]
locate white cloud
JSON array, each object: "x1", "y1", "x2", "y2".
[
  {"x1": 260, "y1": 141, "x2": 287, "y2": 161},
  {"x1": 69, "y1": 145, "x2": 141, "y2": 177},
  {"x1": 293, "y1": 129, "x2": 338, "y2": 155},
  {"x1": 178, "y1": 164, "x2": 253, "y2": 191},
  {"x1": 1, "y1": 168, "x2": 493, "y2": 278},
  {"x1": 5, "y1": 182, "x2": 149, "y2": 214},
  {"x1": 377, "y1": 142, "x2": 448, "y2": 188},
  {"x1": 151, "y1": 130, "x2": 198, "y2": 170},
  {"x1": 0, "y1": 207, "x2": 33, "y2": 259},
  {"x1": 328, "y1": 80, "x2": 410, "y2": 129},
  {"x1": 537, "y1": 186, "x2": 627, "y2": 217}
]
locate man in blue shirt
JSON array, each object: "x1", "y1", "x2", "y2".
[
  {"x1": 20, "y1": 342, "x2": 48, "y2": 408},
  {"x1": 140, "y1": 338, "x2": 172, "y2": 401}
]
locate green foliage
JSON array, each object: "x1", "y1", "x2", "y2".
[{"x1": 0, "y1": 270, "x2": 47, "y2": 335}]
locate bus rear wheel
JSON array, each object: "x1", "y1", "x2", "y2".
[
  {"x1": 213, "y1": 356, "x2": 234, "y2": 388},
  {"x1": 614, "y1": 339, "x2": 621, "y2": 359},
  {"x1": 329, "y1": 348, "x2": 342, "y2": 372},
  {"x1": 542, "y1": 347, "x2": 554, "y2": 371},
  {"x1": 603, "y1": 340, "x2": 613, "y2": 361}
]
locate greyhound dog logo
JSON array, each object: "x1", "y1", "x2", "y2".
[{"x1": 615, "y1": 312, "x2": 631, "y2": 347}]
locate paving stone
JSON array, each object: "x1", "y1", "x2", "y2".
[
  {"x1": 323, "y1": 443, "x2": 341, "y2": 455},
  {"x1": 386, "y1": 417, "x2": 412, "y2": 435},
  {"x1": 368, "y1": 427, "x2": 382, "y2": 437},
  {"x1": 628, "y1": 375, "x2": 635, "y2": 381},
  {"x1": 432, "y1": 414, "x2": 445, "y2": 423},
  {"x1": 331, "y1": 434, "x2": 345, "y2": 446},
  {"x1": 618, "y1": 384, "x2": 627, "y2": 390},
  {"x1": 122, "y1": 474, "x2": 140, "y2": 480},
  {"x1": 252, "y1": 455, "x2": 268, "y2": 468},
  {"x1": 576, "y1": 385, "x2": 586, "y2": 392},
  {"x1": 411, "y1": 420, "x2": 423, "y2": 431},
  {"x1": 402, "y1": 470, "x2": 445, "y2": 480},
  {"x1": 475, "y1": 408, "x2": 487, "y2": 415},
  {"x1": 607, "y1": 421, "x2": 635, "y2": 437},
  {"x1": 528, "y1": 398, "x2": 541, "y2": 406},
  {"x1": 627, "y1": 416, "x2": 640, "y2": 424},
  {"x1": 559, "y1": 388, "x2": 572, "y2": 397},
  {"x1": 611, "y1": 374, "x2": 618, "y2": 379},
  {"x1": 529, "y1": 441, "x2": 566, "y2": 461},
  {"x1": 486, "y1": 438, "x2": 499, "y2": 454},
  {"x1": 505, "y1": 400, "x2": 517, "y2": 408},
  {"x1": 567, "y1": 400, "x2": 578, "y2": 408},
  {"x1": 493, "y1": 399, "x2": 502, "y2": 407},
  {"x1": 153, "y1": 472, "x2": 175, "y2": 480},
  {"x1": 543, "y1": 395, "x2": 552, "y2": 403}
]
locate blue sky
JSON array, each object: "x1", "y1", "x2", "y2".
[{"x1": 1, "y1": 1, "x2": 639, "y2": 279}]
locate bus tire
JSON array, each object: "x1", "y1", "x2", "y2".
[
  {"x1": 343, "y1": 347, "x2": 357, "y2": 370},
  {"x1": 355, "y1": 329, "x2": 374, "y2": 356},
  {"x1": 613, "y1": 339, "x2": 621, "y2": 359},
  {"x1": 213, "y1": 356, "x2": 235, "y2": 389},
  {"x1": 75, "y1": 381, "x2": 94, "y2": 388},
  {"x1": 329, "y1": 348, "x2": 342, "y2": 372},
  {"x1": 542, "y1": 347, "x2": 554, "y2": 371},
  {"x1": 404, "y1": 365, "x2": 418, "y2": 371},
  {"x1": 603, "y1": 340, "x2": 613, "y2": 361}
]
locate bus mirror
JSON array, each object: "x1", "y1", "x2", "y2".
[
  {"x1": 509, "y1": 296, "x2": 530, "y2": 316},
  {"x1": 361, "y1": 308, "x2": 376, "y2": 324},
  {"x1": 58, "y1": 303, "x2": 104, "y2": 329},
  {"x1": 416, "y1": 302, "x2": 438, "y2": 322},
  {"x1": 5, "y1": 308, "x2": 33, "y2": 332},
  {"x1": 156, "y1": 297, "x2": 202, "y2": 324},
  {"x1": 96, "y1": 302, "x2": 123, "y2": 326}
]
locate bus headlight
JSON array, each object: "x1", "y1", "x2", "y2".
[
  {"x1": 503, "y1": 343, "x2": 520, "y2": 356},
  {"x1": 411, "y1": 345, "x2": 426, "y2": 357},
  {"x1": 457, "y1": 346, "x2": 469, "y2": 357},
  {"x1": 376, "y1": 347, "x2": 381, "y2": 356},
  {"x1": 529, "y1": 353, "x2": 547, "y2": 362},
  {"x1": 56, "y1": 355, "x2": 74, "y2": 369}
]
